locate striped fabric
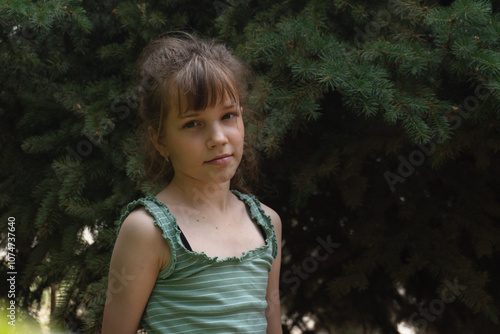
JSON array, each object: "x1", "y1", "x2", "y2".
[{"x1": 117, "y1": 190, "x2": 278, "y2": 333}]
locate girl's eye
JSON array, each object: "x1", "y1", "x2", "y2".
[
  {"x1": 183, "y1": 120, "x2": 200, "y2": 129},
  {"x1": 222, "y1": 113, "x2": 238, "y2": 120}
]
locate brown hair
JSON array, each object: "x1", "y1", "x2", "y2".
[{"x1": 134, "y1": 32, "x2": 259, "y2": 193}]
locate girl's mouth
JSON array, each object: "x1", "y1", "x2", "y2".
[{"x1": 204, "y1": 154, "x2": 232, "y2": 165}]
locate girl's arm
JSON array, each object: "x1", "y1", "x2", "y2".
[
  {"x1": 101, "y1": 208, "x2": 170, "y2": 334},
  {"x1": 262, "y1": 205, "x2": 283, "y2": 334}
]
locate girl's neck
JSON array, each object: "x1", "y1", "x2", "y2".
[{"x1": 163, "y1": 176, "x2": 233, "y2": 213}]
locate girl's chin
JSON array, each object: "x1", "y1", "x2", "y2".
[{"x1": 205, "y1": 168, "x2": 237, "y2": 185}]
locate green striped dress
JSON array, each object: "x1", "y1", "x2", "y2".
[{"x1": 117, "y1": 190, "x2": 278, "y2": 333}]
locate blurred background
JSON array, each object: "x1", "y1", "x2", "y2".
[{"x1": 1, "y1": 0, "x2": 499, "y2": 333}]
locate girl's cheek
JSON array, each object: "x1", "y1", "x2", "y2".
[{"x1": 236, "y1": 121, "x2": 245, "y2": 137}]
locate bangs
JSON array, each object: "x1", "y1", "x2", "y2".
[{"x1": 163, "y1": 56, "x2": 240, "y2": 115}]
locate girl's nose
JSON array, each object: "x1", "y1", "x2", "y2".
[{"x1": 206, "y1": 123, "x2": 228, "y2": 149}]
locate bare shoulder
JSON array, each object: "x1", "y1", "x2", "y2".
[
  {"x1": 117, "y1": 207, "x2": 170, "y2": 262},
  {"x1": 259, "y1": 202, "x2": 282, "y2": 234},
  {"x1": 119, "y1": 207, "x2": 161, "y2": 239},
  {"x1": 102, "y1": 207, "x2": 169, "y2": 333}
]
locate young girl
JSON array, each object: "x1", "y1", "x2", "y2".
[{"x1": 101, "y1": 33, "x2": 282, "y2": 334}]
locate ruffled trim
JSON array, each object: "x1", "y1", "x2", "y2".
[
  {"x1": 139, "y1": 190, "x2": 277, "y2": 264},
  {"x1": 116, "y1": 198, "x2": 177, "y2": 278},
  {"x1": 231, "y1": 190, "x2": 278, "y2": 260}
]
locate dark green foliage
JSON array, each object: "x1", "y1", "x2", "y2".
[
  {"x1": 0, "y1": 0, "x2": 220, "y2": 332},
  {"x1": 1, "y1": 0, "x2": 499, "y2": 333}
]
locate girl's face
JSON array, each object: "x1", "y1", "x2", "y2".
[{"x1": 160, "y1": 94, "x2": 245, "y2": 187}]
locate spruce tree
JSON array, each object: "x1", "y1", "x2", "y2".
[
  {"x1": 1, "y1": 0, "x2": 499, "y2": 333},
  {"x1": 216, "y1": 0, "x2": 500, "y2": 332},
  {"x1": 1, "y1": 0, "x2": 220, "y2": 332}
]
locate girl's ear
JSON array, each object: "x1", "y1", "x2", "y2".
[{"x1": 148, "y1": 126, "x2": 169, "y2": 158}]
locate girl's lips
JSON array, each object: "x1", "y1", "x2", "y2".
[{"x1": 205, "y1": 155, "x2": 232, "y2": 165}]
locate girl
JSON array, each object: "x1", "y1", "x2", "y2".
[{"x1": 101, "y1": 33, "x2": 282, "y2": 334}]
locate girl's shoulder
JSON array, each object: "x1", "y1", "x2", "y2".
[
  {"x1": 118, "y1": 206, "x2": 164, "y2": 246},
  {"x1": 259, "y1": 202, "x2": 282, "y2": 240},
  {"x1": 118, "y1": 197, "x2": 161, "y2": 233},
  {"x1": 116, "y1": 205, "x2": 171, "y2": 271},
  {"x1": 116, "y1": 196, "x2": 174, "y2": 247},
  {"x1": 232, "y1": 190, "x2": 282, "y2": 234},
  {"x1": 259, "y1": 202, "x2": 281, "y2": 227},
  {"x1": 117, "y1": 196, "x2": 177, "y2": 233}
]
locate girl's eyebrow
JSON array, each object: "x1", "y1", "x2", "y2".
[
  {"x1": 180, "y1": 104, "x2": 238, "y2": 118},
  {"x1": 179, "y1": 111, "x2": 201, "y2": 119}
]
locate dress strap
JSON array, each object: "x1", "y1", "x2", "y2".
[
  {"x1": 231, "y1": 190, "x2": 278, "y2": 259},
  {"x1": 117, "y1": 197, "x2": 179, "y2": 277}
]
